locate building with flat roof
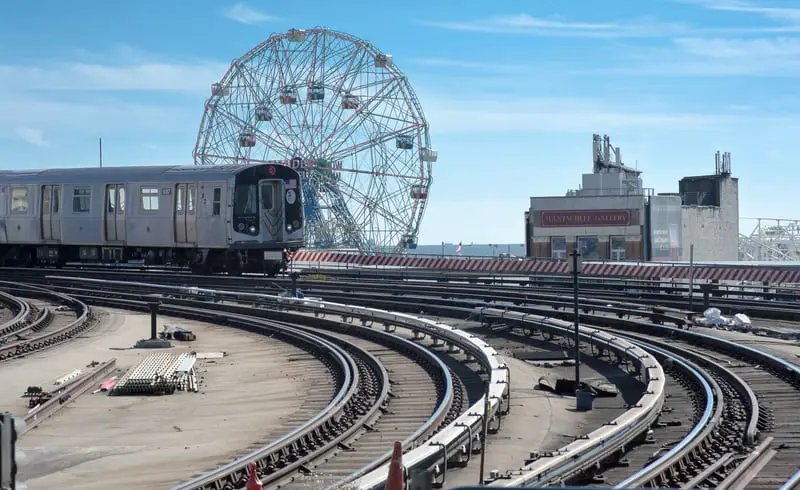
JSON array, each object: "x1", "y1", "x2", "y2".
[{"x1": 525, "y1": 135, "x2": 738, "y2": 262}]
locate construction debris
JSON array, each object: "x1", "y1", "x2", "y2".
[
  {"x1": 22, "y1": 386, "x2": 51, "y2": 409},
  {"x1": 536, "y1": 376, "x2": 619, "y2": 398},
  {"x1": 695, "y1": 307, "x2": 753, "y2": 330},
  {"x1": 195, "y1": 352, "x2": 226, "y2": 359},
  {"x1": 54, "y1": 369, "x2": 82, "y2": 386},
  {"x1": 159, "y1": 325, "x2": 196, "y2": 341}
]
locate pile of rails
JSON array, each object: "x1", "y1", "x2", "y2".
[{"x1": 112, "y1": 352, "x2": 198, "y2": 395}]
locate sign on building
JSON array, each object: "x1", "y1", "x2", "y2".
[
  {"x1": 538, "y1": 209, "x2": 632, "y2": 227},
  {"x1": 649, "y1": 195, "x2": 682, "y2": 261}
]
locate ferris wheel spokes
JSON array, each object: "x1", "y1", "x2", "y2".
[{"x1": 195, "y1": 27, "x2": 434, "y2": 252}]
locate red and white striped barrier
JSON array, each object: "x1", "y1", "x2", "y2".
[{"x1": 292, "y1": 251, "x2": 800, "y2": 284}]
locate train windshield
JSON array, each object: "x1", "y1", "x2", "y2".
[{"x1": 234, "y1": 184, "x2": 257, "y2": 215}]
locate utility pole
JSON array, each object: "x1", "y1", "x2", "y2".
[
  {"x1": 478, "y1": 380, "x2": 489, "y2": 485},
  {"x1": 571, "y1": 248, "x2": 592, "y2": 410},
  {"x1": 570, "y1": 249, "x2": 581, "y2": 389},
  {"x1": 689, "y1": 244, "x2": 695, "y2": 312},
  {"x1": 99, "y1": 137, "x2": 103, "y2": 168}
]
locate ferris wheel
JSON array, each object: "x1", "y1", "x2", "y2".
[{"x1": 194, "y1": 27, "x2": 436, "y2": 252}]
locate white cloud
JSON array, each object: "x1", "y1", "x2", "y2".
[
  {"x1": 15, "y1": 128, "x2": 48, "y2": 147},
  {"x1": 590, "y1": 37, "x2": 800, "y2": 76},
  {"x1": 0, "y1": 60, "x2": 228, "y2": 94},
  {"x1": 675, "y1": 36, "x2": 800, "y2": 58},
  {"x1": 420, "y1": 14, "x2": 688, "y2": 38},
  {"x1": 0, "y1": 46, "x2": 227, "y2": 160},
  {"x1": 224, "y1": 3, "x2": 282, "y2": 25},
  {"x1": 681, "y1": 0, "x2": 800, "y2": 23},
  {"x1": 409, "y1": 57, "x2": 522, "y2": 72},
  {"x1": 421, "y1": 95, "x2": 723, "y2": 134}
]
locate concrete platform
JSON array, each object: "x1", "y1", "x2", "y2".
[
  {"x1": 693, "y1": 323, "x2": 800, "y2": 363},
  {"x1": 0, "y1": 308, "x2": 327, "y2": 490},
  {"x1": 441, "y1": 322, "x2": 644, "y2": 487}
]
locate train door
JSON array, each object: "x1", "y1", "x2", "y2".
[
  {"x1": 41, "y1": 185, "x2": 61, "y2": 240},
  {"x1": 259, "y1": 179, "x2": 283, "y2": 241},
  {"x1": 105, "y1": 184, "x2": 126, "y2": 241},
  {"x1": 174, "y1": 183, "x2": 197, "y2": 244},
  {"x1": 186, "y1": 184, "x2": 197, "y2": 243},
  {"x1": 175, "y1": 184, "x2": 187, "y2": 242}
]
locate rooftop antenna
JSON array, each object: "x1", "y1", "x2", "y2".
[{"x1": 99, "y1": 137, "x2": 103, "y2": 168}]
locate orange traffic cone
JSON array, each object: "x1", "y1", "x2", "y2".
[
  {"x1": 246, "y1": 461, "x2": 263, "y2": 490},
  {"x1": 386, "y1": 440, "x2": 405, "y2": 490}
]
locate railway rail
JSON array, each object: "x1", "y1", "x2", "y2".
[
  {"x1": 0, "y1": 281, "x2": 93, "y2": 362},
  {"x1": 2, "y1": 266, "x2": 799, "y2": 488},
  {"x1": 0, "y1": 275, "x2": 504, "y2": 489}
]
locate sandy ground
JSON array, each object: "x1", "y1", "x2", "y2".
[{"x1": 0, "y1": 308, "x2": 326, "y2": 489}]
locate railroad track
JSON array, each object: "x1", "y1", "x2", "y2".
[
  {"x1": 277, "y1": 321, "x2": 462, "y2": 489},
  {"x1": 3, "y1": 265, "x2": 799, "y2": 314},
  {"x1": 234, "y1": 272, "x2": 800, "y2": 488},
  {"x1": 605, "y1": 327, "x2": 800, "y2": 489},
  {"x1": 1, "y1": 276, "x2": 487, "y2": 489},
  {"x1": 0, "y1": 281, "x2": 93, "y2": 362},
  {"x1": 3, "y1": 267, "x2": 799, "y2": 488}
]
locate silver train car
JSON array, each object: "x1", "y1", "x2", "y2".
[{"x1": 0, "y1": 163, "x2": 304, "y2": 275}]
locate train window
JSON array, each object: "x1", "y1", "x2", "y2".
[
  {"x1": 212, "y1": 188, "x2": 221, "y2": 216},
  {"x1": 107, "y1": 187, "x2": 116, "y2": 213},
  {"x1": 187, "y1": 186, "x2": 195, "y2": 213},
  {"x1": 141, "y1": 187, "x2": 160, "y2": 211},
  {"x1": 72, "y1": 188, "x2": 91, "y2": 213},
  {"x1": 118, "y1": 187, "x2": 125, "y2": 213},
  {"x1": 234, "y1": 185, "x2": 257, "y2": 215},
  {"x1": 260, "y1": 183, "x2": 274, "y2": 210},
  {"x1": 10, "y1": 187, "x2": 28, "y2": 214},
  {"x1": 175, "y1": 186, "x2": 184, "y2": 214},
  {"x1": 53, "y1": 187, "x2": 59, "y2": 213}
]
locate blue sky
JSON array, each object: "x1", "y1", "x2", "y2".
[{"x1": 1, "y1": 0, "x2": 798, "y2": 243}]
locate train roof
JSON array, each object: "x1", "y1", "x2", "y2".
[{"x1": 0, "y1": 164, "x2": 290, "y2": 184}]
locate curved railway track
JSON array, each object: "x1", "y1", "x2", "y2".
[
  {"x1": 2, "y1": 266, "x2": 799, "y2": 488},
  {"x1": 0, "y1": 276, "x2": 482, "y2": 490},
  {"x1": 277, "y1": 322, "x2": 461, "y2": 489},
  {"x1": 0, "y1": 281, "x2": 93, "y2": 362}
]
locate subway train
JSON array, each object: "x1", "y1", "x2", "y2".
[{"x1": 0, "y1": 163, "x2": 304, "y2": 275}]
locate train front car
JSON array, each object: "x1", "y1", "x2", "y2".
[{"x1": 229, "y1": 163, "x2": 304, "y2": 275}]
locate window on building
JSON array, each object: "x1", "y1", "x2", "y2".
[
  {"x1": 73, "y1": 188, "x2": 91, "y2": 213},
  {"x1": 577, "y1": 236, "x2": 600, "y2": 260},
  {"x1": 141, "y1": 187, "x2": 159, "y2": 211},
  {"x1": 551, "y1": 236, "x2": 567, "y2": 259},
  {"x1": 212, "y1": 187, "x2": 221, "y2": 216},
  {"x1": 11, "y1": 187, "x2": 28, "y2": 213},
  {"x1": 610, "y1": 236, "x2": 626, "y2": 261}
]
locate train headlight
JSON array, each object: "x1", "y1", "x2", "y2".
[
  {"x1": 237, "y1": 223, "x2": 245, "y2": 232},
  {"x1": 287, "y1": 223, "x2": 293, "y2": 231},
  {"x1": 249, "y1": 225, "x2": 257, "y2": 234}
]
